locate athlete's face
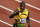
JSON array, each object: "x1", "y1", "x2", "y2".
[
  {"x1": 22, "y1": 4, "x2": 25, "y2": 9},
  {"x1": 20, "y1": 3, "x2": 25, "y2": 10}
]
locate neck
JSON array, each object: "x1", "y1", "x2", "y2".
[{"x1": 20, "y1": 8, "x2": 24, "y2": 10}]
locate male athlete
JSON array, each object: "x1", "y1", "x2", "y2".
[{"x1": 9, "y1": 1, "x2": 30, "y2": 27}]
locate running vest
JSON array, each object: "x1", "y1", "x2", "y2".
[
  {"x1": 14, "y1": 8, "x2": 28, "y2": 19},
  {"x1": 18, "y1": 8, "x2": 28, "y2": 18},
  {"x1": 14, "y1": 8, "x2": 29, "y2": 23}
]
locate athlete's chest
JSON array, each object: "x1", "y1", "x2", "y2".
[{"x1": 18, "y1": 9, "x2": 28, "y2": 19}]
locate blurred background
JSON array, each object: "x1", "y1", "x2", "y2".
[{"x1": 0, "y1": 0, "x2": 40, "y2": 27}]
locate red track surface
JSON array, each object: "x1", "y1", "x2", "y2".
[{"x1": 0, "y1": 0, "x2": 40, "y2": 27}]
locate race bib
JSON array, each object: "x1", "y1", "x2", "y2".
[{"x1": 20, "y1": 18, "x2": 26, "y2": 23}]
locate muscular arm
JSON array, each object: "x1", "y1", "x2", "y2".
[
  {"x1": 9, "y1": 9, "x2": 19, "y2": 19},
  {"x1": 26, "y1": 12, "x2": 30, "y2": 27}
]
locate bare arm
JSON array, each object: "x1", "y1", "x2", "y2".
[
  {"x1": 9, "y1": 9, "x2": 19, "y2": 19},
  {"x1": 26, "y1": 12, "x2": 30, "y2": 27}
]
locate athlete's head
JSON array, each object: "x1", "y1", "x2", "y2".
[{"x1": 20, "y1": 1, "x2": 25, "y2": 10}]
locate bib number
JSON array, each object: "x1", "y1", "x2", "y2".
[{"x1": 20, "y1": 18, "x2": 26, "y2": 23}]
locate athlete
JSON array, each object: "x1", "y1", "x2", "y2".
[{"x1": 9, "y1": 1, "x2": 30, "y2": 27}]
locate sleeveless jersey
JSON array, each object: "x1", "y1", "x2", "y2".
[{"x1": 14, "y1": 8, "x2": 29, "y2": 23}]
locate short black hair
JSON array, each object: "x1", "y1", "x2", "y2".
[
  {"x1": 20, "y1": 1, "x2": 25, "y2": 7},
  {"x1": 20, "y1": 1, "x2": 25, "y2": 4}
]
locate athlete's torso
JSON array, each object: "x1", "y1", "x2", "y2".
[{"x1": 14, "y1": 8, "x2": 29, "y2": 24}]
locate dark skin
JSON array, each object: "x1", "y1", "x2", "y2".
[
  {"x1": 9, "y1": 3, "x2": 30, "y2": 27},
  {"x1": 27, "y1": 12, "x2": 30, "y2": 27}
]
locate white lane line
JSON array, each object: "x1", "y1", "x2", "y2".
[
  {"x1": 30, "y1": 18, "x2": 40, "y2": 23},
  {"x1": 0, "y1": 5, "x2": 13, "y2": 12},
  {"x1": 0, "y1": 5, "x2": 40, "y2": 23},
  {"x1": 0, "y1": 20, "x2": 13, "y2": 26},
  {"x1": 16, "y1": 0, "x2": 40, "y2": 10}
]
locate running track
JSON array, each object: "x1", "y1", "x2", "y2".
[{"x1": 0, "y1": 0, "x2": 40, "y2": 27}]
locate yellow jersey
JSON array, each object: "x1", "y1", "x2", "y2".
[{"x1": 14, "y1": 8, "x2": 29, "y2": 23}]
